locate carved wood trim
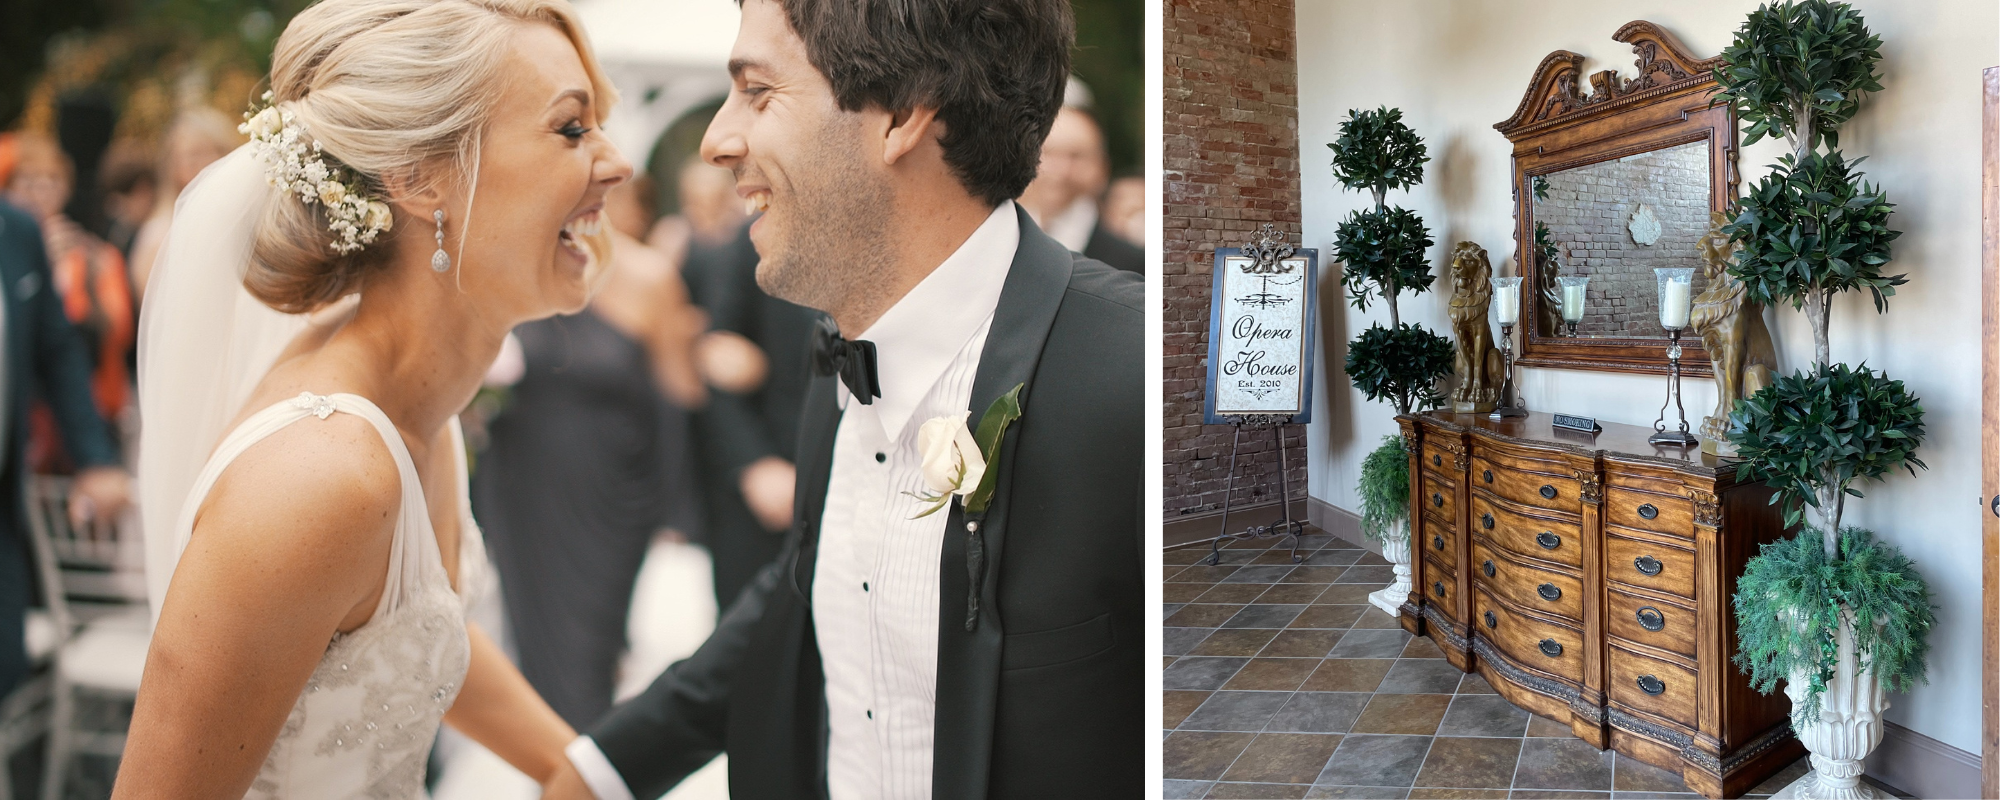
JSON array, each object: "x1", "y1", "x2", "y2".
[{"x1": 1496, "y1": 20, "x2": 1738, "y2": 379}]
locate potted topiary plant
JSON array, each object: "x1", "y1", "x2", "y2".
[
  {"x1": 1357, "y1": 435, "x2": 1411, "y2": 614},
  {"x1": 1330, "y1": 107, "x2": 1453, "y2": 606},
  {"x1": 1713, "y1": 4, "x2": 1934, "y2": 796}
]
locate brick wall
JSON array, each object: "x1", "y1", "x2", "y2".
[
  {"x1": 1163, "y1": 0, "x2": 1305, "y2": 517},
  {"x1": 1536, "y1": 141, "x2": 1710, "y2": 338}
]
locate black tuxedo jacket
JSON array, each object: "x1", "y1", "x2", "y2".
[{"x1": 591, "y1": 207, "x2": 1142, "y2": 799}]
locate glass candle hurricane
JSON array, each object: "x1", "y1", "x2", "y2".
[
  {"x1": 1655, "y1": 268, "x2": 1694, "y2": 331},
  {"x1": 1557, "y1": 276, "x2": 1589, "y2": 336},
  {"x1": 1489, "y1": 276, "x2": 1526, "y2": 419}
]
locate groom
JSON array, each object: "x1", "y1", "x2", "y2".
[{"x1": 545, "y1": 0, "x2": 1141, "y2": 797}]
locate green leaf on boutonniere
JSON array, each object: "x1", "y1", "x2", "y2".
[{"x1": 964, "y1": 383, "x2": 1024, "y2": 516}]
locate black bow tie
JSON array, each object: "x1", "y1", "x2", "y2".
[{"x1": 812, "y1": 319, "x2": 881, "y2": 405}]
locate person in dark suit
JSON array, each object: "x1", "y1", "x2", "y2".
[
  {"x1": 0, "y1": 199, "x2": 130, "y2": 701},
  {"x1": 680, "y1": 221, "x2": 822, "y2": 608},
  {"x1": 543, "y1": 0, "x2": 1140, "y2": 798},
  {"x1": 1018, "y1": 102, "x2": 1146, "y2": 275}
]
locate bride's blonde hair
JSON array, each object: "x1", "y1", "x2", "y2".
[{"x1": 249, "y1": 0, "x2": 617, "y2": 313}]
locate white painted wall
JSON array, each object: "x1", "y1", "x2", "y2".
[{"x1": 1296, "y1": 0, "x2": 1995, "y2": 755}]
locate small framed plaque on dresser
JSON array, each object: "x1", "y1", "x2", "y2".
[{"x1": 1395, "y1": 410, "x2": 1800, "y2": 799}]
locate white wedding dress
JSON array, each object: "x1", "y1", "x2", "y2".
[{"x1": 165, "y1": 389, "x2": 487, "y2": 799}]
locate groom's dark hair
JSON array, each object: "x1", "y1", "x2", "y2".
[{"x1": 749, "y1": 0, "x2": 1074, "y2": 206}]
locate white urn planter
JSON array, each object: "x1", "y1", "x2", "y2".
[
  {"x1": 1367, "y1": 517, "x2": 1411, "y2": 616},
  {"x1": 1772, "y1": 608, "x2": 1889, "y2": 800}
]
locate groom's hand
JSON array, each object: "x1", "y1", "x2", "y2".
[
  {"x1": 542, "y1": 760, "x2": 597, "y2": 800},
  {"x1": 740, "y1": 455, "x2": 796, "y2": 532}
]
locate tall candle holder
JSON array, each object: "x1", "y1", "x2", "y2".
[
  {"x1": 1557, "y1": 275, "x2": 1589, "y2": 337},
  {"x1": 1650, "y1": 268, "x2": 1698, "y2": 447},
  {"x1": 1490, "y1": 276, "x2": 1526, "y2": 419}
]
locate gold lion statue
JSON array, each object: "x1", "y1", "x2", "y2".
[
  {"x1": 1690, "y1": 211, "x2": 1778, "y2": 455},
  {"x1": 1447, "y1": 242, "x2": 1505, "y2": 414}
]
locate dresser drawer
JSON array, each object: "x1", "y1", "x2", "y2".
[
  {"x1": 1605, "y1": 589, "x2": 1695, "y2": 658},
  {"x1": 1604, "y1": 534, "x2": 1695, "y2": 599},
  {"x1": 1473, "y1": 539, "x2": 1582, "y2": 621},
  {"x1": 1608, "y1": 645, "x2": 1697, "y2": 729},
  {"x1": 1472, "y1": 456, "x2": 1580, "y2": 517},
  {"x1": 1421, "y1": 473, "x2": 1458, "y2": 524},
  {"x1": 1469, "y1": 493, "x2": 1582, "y2": 569},
  {"x1": 1474, "y1": 586, "x2": 1583, "y2": 684},
  {"x1": 1422, "y1": 440, "x2": 1463, "y2": 476},
  {"x1": 1420, "y1": 512, "x2": 1457, "y2": 559},
  {"x1": 1422, "y1": 553, "x2": 1458, "y2": 625},
  {"x1": 1605, "y1": 487, "x2": 1694, "y2": 539}
]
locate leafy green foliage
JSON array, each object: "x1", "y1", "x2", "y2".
[
  {"x1": 1334, "y1": 207, "x2": 1436, "y2": 313},
  {"x1": 1723, "y1": 150, "x2": 1902, "y2": 313},
  {"x1": 1533, "y1": 222, "x2": 1559, "y2": 274},
  {"x1": 1733, "y1": 527, "x2": 1934, "y2": 728},
  {"x1": 1711, "y1": 0, "x2": 1884, "y2": 151},
  {"x1": 1344, "y1": 323, "x2": 1453, "y2": 416},
  {"x1": 1328, "y1": 107, "x2": 1429, "y2": 197},
  {"x1": 1727, "y1": 363, "x2": 1926, "y2": 529},
  {"x1": 1357, "y1": 436, "x2": 1410, "y2": 544}
]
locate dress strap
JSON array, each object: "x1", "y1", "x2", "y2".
[{"x1": 169, "y1": 391, "x2": 434, "y2": 625}]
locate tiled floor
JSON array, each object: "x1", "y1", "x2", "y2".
[{"x1": 1162, "y1": 529, "x2": 1912, "y2": 800}]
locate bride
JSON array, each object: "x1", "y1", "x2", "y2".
[{"x1": 112, "y1": 0, "x2": 630, "y2": 796}]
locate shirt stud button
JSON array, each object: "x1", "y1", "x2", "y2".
[
  {"x1": 866, "y1": 710, "x2": 873, "y2": 719},
  {"x1": 875, "y1": 452, "x2": 886, "y2": 463},
  {"x1": 862, "y1": 582, "x2": 869, "y2": 592}
]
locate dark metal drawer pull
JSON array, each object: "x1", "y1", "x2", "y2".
[
  {"x1": 1540, "y1": 485, "x2": 1557, "y2": 500},
  {"x1": 1482, "y1": 560, "x2": 1496, "y2": 578},
  {"x1": 1433, "y1": 581, "x2": 1447, "y2": 598},
  {"x1": 1637, "y1": 607, "x2": 1665, "y2": 632},
  {"x1": 1433, "y1": 493, "x2": 1444, "y2": 508},
  {"x1": 1536, "y1": 531, "x2": 1560, "y2": 550},
  {"x1": 1634, "y1": 555, "x2": 1663, "y2": 576},
  {"x1": 1638, "y1": 503, "x2": 1659, "y2": 520},
  {"x1": 1483, "y1": 469, "x2": 1494, "y2": 484},
  {"x1": 1484, "y1": 610, "x2": 1497, "y2": 629},
  {"x1": 1539, "y1": 639, "x2": 1563, "y2": 657},
  {"x1": 1537, "y1": 583, "x2": 1561, "y2": 601},
  {"x1": 1638, "y1": 675, "x2": 1666, "y2": 695},
  {"x1": 1481, "y1": 513, "x2": 1495, "y2": 530},
  {"x1": 1433, "y1": 535, "x2": 1445, "y2": 551},
  {"x1": 1433, "y1": 454, "x2": 1441, "y2": 467}
]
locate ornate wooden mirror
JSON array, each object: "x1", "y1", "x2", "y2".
[{"x1": 1496, "y1": 21, "x2": 1737, "y2": 377}]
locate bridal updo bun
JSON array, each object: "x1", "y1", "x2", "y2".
[{"x1": 247, "y1": 0, "x2": 616, "y2": 313}]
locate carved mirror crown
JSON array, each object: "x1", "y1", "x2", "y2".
[{"x1": 1497, "y1": 21, "x2": 1737, "y2": 377}]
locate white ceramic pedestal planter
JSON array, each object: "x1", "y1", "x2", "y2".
[
  {"x1": 1772, "y1": 610, "x2": 1889, "y2": 800},
  {"x1": 1368, "y1": 517, "x2": 1411, "y2": 616}
]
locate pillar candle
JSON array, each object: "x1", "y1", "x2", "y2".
[
  {"x1": 1562, "y1": 284, "x2": 1586, "y2": 323},
  {"x1": 1494, "y1": 284, "x2": 1520, "y2": 325},
  {"x1": 1660, "y1": 279, "x2": 1690, "y2": 329}
]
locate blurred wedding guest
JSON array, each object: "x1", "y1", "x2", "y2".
[
  {"x1": 1103, "y1": 173, "x2": 1145, "y2": 247},
  {"x1": 471, "y1": 180, "x2": 706, "y2": 730},
  {"x1": 97, "y1": 140, "x2": 158, "y2": 257},
  {"x1": 675, "y1": 156, "x2": 822, "y2": 609},
  {"x1": 127, "y1": 108, "x2": 240, "y2": 298},
  {"x1": 0, "y1": 196, "x2": 131, "y2": 704},
  {"x1": 3, "y1": 134, "x2": 136, "y2": 429},
  {"x1": 1017, "y1": 83, "x2": 1144, "y2": 273}
]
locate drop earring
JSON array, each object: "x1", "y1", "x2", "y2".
[{"x1": 431, "y1": 209, "x2": 451, "y2": 272}]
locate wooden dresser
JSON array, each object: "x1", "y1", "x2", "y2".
[{"x1": 1396, "y1": 412, "x2": 1800, "y2": 798}]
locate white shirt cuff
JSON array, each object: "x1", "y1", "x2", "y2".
[{"x1": 565, "y1": 735, "x2": 636, "y2": 800}]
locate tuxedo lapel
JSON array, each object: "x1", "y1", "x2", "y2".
[
  {"x1": 790, "y1": 374, "x2": 843, "y2": 598},
  {"x1": 931, "y1": 207, "x2": 1074, "y2": 800}
]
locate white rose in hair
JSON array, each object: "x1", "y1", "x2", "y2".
[
  {"x1": 245, "y1": 107, "x2": 284, "y2": 138},
  {"x1": 916, "y1": 412, "x2": 986, "y2": 497},
  {"x1": 365, "y1": 201, "x2": 394, "y2": 233},
  {"x1": 317, "y1": 181, "x2": 347, "y2": 206}
]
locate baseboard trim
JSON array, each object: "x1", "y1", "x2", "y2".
[
  {"x1": 1866, "y1": 720, "x2": 1979, "y2": 800},
  {"x1": 1305, "y1": 496, "x2": 1378, "y2": 558},
  {"x1": 1164, "y1": 498, "x2": 1310, "y2": 549}
]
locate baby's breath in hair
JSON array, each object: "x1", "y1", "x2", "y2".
[{"x1": 241, "y1": 92, "x2": 394, "y2": 254}]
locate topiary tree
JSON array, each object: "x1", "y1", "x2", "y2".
[
  {"x1": 1714, "y1": 0, "x2": 1923, "y2": 554},
  {"x1": 1330, "y1": 107, "x2": 1453, "y2": 416}
]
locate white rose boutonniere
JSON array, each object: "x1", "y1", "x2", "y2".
[{"x1": 909, "y1": 411, "x2": 986, "y2": 518}]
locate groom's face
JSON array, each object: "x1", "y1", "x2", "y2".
[{"x1": 703, "y1": 0, "x2": 895, "y2": 320}]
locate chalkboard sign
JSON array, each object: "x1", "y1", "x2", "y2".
[{"x1": 1204, "y1": 240, "x2": 1317, "y2": 424}]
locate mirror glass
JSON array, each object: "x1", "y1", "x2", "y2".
[{"x1": 1530, "y1": 140, "x2": 1711, "y2": 339}]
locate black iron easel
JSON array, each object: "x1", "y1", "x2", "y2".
[{"x1": 1203, "y1": 414, "x2": 1305, "y2": 566}]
